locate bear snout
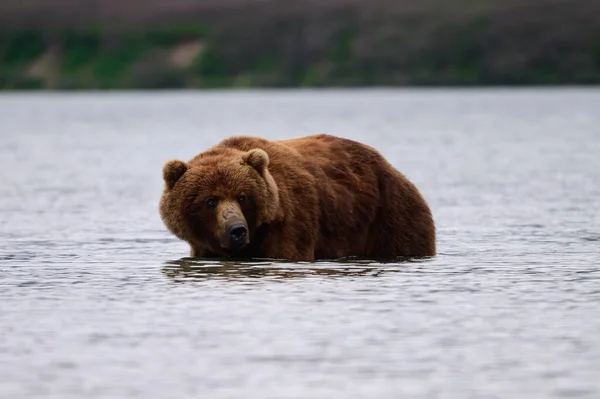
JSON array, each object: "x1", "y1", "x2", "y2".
[
  {"x1": 220, "y1": 222, "x2": 250, "y2": 251},
  {"x1": 228, "y1": 224, "x2": 248, "y2": 245}
]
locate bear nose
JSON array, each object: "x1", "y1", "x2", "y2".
[{"x1": 228, "y1": 224, "x2": 247, "y2": 244}]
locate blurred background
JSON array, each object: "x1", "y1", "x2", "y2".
[{"x1": 1, "y1": 0, "x2": 599, "y2": 90}]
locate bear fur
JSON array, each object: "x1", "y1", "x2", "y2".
[{"x1": 159, "y1": 134, "x2": 435, "y2": 261}]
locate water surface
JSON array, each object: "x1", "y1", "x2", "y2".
[{"x1": 1, "y1": 89, "x2": 600, "y2": 398}]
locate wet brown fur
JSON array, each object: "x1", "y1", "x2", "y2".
[{"x1": 159, "y1": 134, "x2": 436, "y2": 261}]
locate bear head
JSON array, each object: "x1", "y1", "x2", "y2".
[{"x1": 159, "y1": 148, "x2": 282, "y2": 257}]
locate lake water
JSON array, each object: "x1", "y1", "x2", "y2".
[{"x1": 1, "y1": 88, "x2": 599, "y2": 399}]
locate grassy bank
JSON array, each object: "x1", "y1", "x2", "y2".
[{"x1": 1, "y1": 0, "x2": 600, "y2": 89}]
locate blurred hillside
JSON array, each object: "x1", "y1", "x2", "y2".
[{"x1": 1, "y1": 0, "x2": 599, "y2": 89}]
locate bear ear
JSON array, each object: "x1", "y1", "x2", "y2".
[
  {"x1": 163, "y1": 160, "x2": 189, "y2": 189},
  {"x1": 243, "y1": 148, "x2": 269, "y2": 173}
]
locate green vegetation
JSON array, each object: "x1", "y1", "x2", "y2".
[{"x1": 1, "y1": 0, "x2": 599, "y2": 89}]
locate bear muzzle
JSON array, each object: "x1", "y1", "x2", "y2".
[
  {"x1": 216, "y1": 200, "x2": 250, "y2": 253},
  {"x1": 220, "y1": 221, "x2": 250, "y2": 252}
]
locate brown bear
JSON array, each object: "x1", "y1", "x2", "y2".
[{"x1": 159, "y1": 134, "x2": 435, "y2": 261}]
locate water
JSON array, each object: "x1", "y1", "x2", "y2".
[{"x1": 1, "y1": 88, "x2": 599, "y2": 399}]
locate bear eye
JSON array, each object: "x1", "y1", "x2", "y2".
[
  {"x1": 236, "y1": 195, "x2": 246, "y2": 204},
  {"x1": 205, "y1": 197, "x2": 218, "y2": 208}
]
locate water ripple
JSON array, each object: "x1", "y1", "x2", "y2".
[{"x1": 1, "y1": 90, "x2": 600, "y2": 399}]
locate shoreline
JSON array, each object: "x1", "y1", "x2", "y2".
[{"x1": 1, "y1": 0, "x2": 599, "y2": 90}]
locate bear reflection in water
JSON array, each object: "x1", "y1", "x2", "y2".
[
  {"x1": 161, "y1": 256, "x2": 428, "y2": 281},
  {"x1": 159, "y1": 134, "x2": 435, "y2": 262}
]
